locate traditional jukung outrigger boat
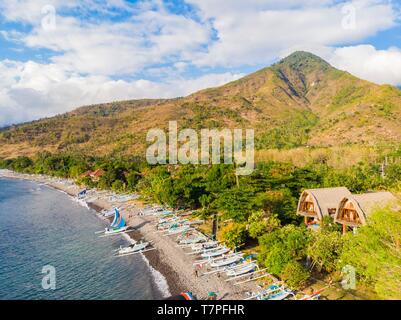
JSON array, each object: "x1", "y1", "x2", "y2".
[
  {"x1": 108, "y1": 193, "x2": 138, "y2": 203},
  {"x1": 101, "y1": 203, "x2": 135, "y2": 218},
  {"x1": 190, "y1": 241, "x2": 219, "y2": 252},
  {"x1": 226, "y1": 262, "x2": 257, "y2": 277},
  {"x1": 157, "y1": 215, "x2": 179, "y2": 225},
  {"x1": 101, "y1": 207, "x2": 118, "y2": 217},
  {"x1": 157, "y1": 219, "x2": 188, "y2": 230},
  {"x1": 244, "y1": 284, "x2": 292, "y2": 300},
  {"x1": 77, "y1": 189, "x2": 87, "y2": 199},
  {"x1": 116, "y1": 241, "x2": 155, "y2": 256},
  {"x1": 147, "y1": 206, "x2": 172, "y2": 215},
  {"x1": 164, "y1": 225, "x2": 192, "y2": 235},
  {"x1": 202, "y1": 252, "x2": 249, "y2": 269},
  {"x1": 101, "y1": 208, "x2": 128, "y2": 235},
  {"x1": 177, "y1": 231, "x2": 208, "y2": 245},
  {"x1": 200, "y1": 246, "x2": 230, "y2": 259},
  {"x1": 209, "y1": 253, "x2": 242, "y2": 268},
  {"x1": 259, "y1": 287, "x2": 292, "y2": 300},
  {"x1": 141, "y1": 207, "x2": 164, "y2": 215},
  {"x1": 194, "y1": 252, "x2": 237, "y2": 267}
]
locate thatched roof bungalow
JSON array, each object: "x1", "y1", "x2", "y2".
[
  {"x1": 334, "y1": 192, "x2": 398, "y2": 234},
  {"x1": 297, "y1": 187, "x2": 352, "y2": 226}
]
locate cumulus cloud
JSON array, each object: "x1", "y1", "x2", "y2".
[
  {"x1": 0, "y1": 59, "x2": 242, "y2": 126},
  {"x1": 189, "y1": 0, "x2": 398, "y2": 67},
  {"x1": 0, "y1": 0, "x2": 400, "y2": 126},
  {"x1": 279, "y1": 43, "x2": 401, "y2": 86},
  {"x1": 327, "y1": 45, "x2": 401, "y2": 86},
  {"x1": 1, "y1": 2, "x2": 208, "y2": 77}
]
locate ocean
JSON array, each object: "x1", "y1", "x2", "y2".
[{"x1": 0, "y1": 177, "x2": 166, "y2": 300}]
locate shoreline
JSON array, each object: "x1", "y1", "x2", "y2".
[
  {"x1": 0, "y1": 171, "x2": 177, "y2": 299},
  {"x1": 0, "y1": 170, "x2": 253, "y2": 300}
]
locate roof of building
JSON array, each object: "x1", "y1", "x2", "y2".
[
  {"x1": 297, "y1": 187, "x2": 352, "y2": 220},
  {"x1": 335, "y1": 191, "x2": 399, "y2": 225},
  {"x1": 90, "y1": 169, "x2": 104, "y2": 178},
  {"x1": 352, "y1": 192, "x2": 398, "y2": 216}
]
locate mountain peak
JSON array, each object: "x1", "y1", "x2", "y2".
[
  {"x1": 2, "y1": 51, "x2": 401, "y2": 157},
  {"x1": 274, "y1": 51, "x2": 331, "y2": 72}
]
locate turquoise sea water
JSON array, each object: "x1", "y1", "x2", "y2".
[{"x1": 0, "y1": 178, "x2": 163, "y2": 300}]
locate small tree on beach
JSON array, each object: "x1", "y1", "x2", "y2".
[
  {"x1": 307, "y1": 230, "x2": 343, "y2": 273},
  {"x1": 248, "y1": 210, "x2": 281, "y2": 238},
  {"x1": 258, "y1": 225, "x2": 311, "y2": 275},
  {"x1": 281, "y1": 260, "x2": 310, "y2": 290},
  {"x1": 221, "y1": 223, "x2": 248, "y2": 249}
]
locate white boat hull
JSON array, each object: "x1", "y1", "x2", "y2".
[
  {"x1": 201, "y1": 247, "x2": 230, "y2": 258},
  {"x1": 104, "y1": 226, "x2": 128, "y2": 235},
  {"x1": 210, "y1": 255, "x2": 241, "y2": 268},
  {"x1": 118, "y1": 242, "x2": 149, "y2": 255},
  {"x1": 226, "y1": 263, "x2": 256, "y2": 277}
]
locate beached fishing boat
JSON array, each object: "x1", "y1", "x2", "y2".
[
  {"x1": 259, "y1": 288, "x2": 292, "y2": 300},
  {"x1": 140, "y1": 206, "x2": 164, "y2": 215},
  {"x1": 77, "y1": 189, "x2": 87, "y2": 199},
  {"x1": 201, "y1": 247, "x2": 230, "y2": 258},
  {"x1": 104, "y1": 208, "x2": 128, "y2": 235},
  {"x1": 166, "y1": 225, "x2": 191, "y2": 235},
  {"x1": 158, "y1": 215, "x2": 178, "y2": 224},
  {"x1": 117, "y1": 241, "x2": 150, "y2": 255},
  {"x1": 158, "y1": 219, "x2": 189, "y2": 230},
  {"x1": 101, "y1": 208, "x2": 117, "y2": 217},
  {"x1": 245, "y1": 284, "x2": 289, "y2": 300},
  {"x1": 191, "y1": 241, "x2": 219, "y2": 251},
  {"x1": 105, "y1": 226, "x2": 128, "y2": 235},
  {"x1": 226, "y1": 262, "x2": 257, "y2": 277},
  {"x1": 155, "y1": 210, "x2": 174, "y2": 217},
  {"x1": 178, "y1": 232, "x2": 208, "y2": 245},
  {"x1": 210, "y1": 254, "x2": 242, "y2": 268},
  {"x1": 113, "y1": 194, "x2": 138, "y2": 202}
]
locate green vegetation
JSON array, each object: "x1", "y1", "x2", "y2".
[
  {"x1": 1, "y1": 148, "x2": 401, "y2": 298},
  {"x1": 1, "y1": 51, "x2": 401, "y2": 298},
  {"x1": 258, "y1": 224, "x2": 310, "y2": 275},
  {"x1": 2, "y1": 51, "x2": 401, "y2": 159},
  {"x1": 255, "y1": 111, "x2": 318, "y2": 149},
  {"x1": 307, "y1": 228, "x2": 343, "y2": 273},
  {"x1": 281, "y1": 260, "x2": 310, "y2": 290},
  {"x1": 339, "y1": 207, "x2": 401, "y2": 299}
]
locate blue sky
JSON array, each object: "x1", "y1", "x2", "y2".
[{"x1": 0, "y1": 0, "x2": 401, "y2": 126}]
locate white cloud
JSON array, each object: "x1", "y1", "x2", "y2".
[
  {"x1": 7, "y1": 2, "x2": 210, "y2": 77},
  {"x1": 0, "y1": 0, "x2": 400, "y2": 127},
  {"x1": 278, "y1": 43, "x2": 401, "y2": 86},
  {"x1": 0, "y1": 0, "x2": 132, "y2": 24},
  {"x1": 0, "y1": 59, "x2": 242, "y2": 126},
  {"x1": 189, "y1": 0, "x2": 398, "y2": 67},
  {"x1": 327, "y1": 45, "x2": 401, "y2": 86}
]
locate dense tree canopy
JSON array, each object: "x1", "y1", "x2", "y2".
[{"x1": 1, "y1": 150, "x2": 401, "y2": 296}]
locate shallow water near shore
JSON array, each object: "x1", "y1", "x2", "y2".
[{"x1": 0, "y1": 178, "x2": 163, "y2": 300}]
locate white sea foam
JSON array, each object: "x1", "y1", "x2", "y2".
[
  {"x1": 121, "y1": 232, "x2": 136, "y2": 245},
  {"x1": 120, "y1": 232, "x2": 170, "y2": 297},
  {"x1": 54, "y1": 181, "x2": 170, "y2": 298},
  {"x1": 140, "y1": 253, "x2": 171, "y2": 298},
  {"x1": 71, "y1": 197, "x2": 91, "y2": 210}
]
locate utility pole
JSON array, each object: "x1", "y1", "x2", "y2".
[
  {"x1": 234, "y1": 162, "x2": 240, "y2": 188},
  {"x1": 381, "y1": 157, "x2": 387, "y2": 179}
]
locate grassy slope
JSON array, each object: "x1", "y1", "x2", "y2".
[{"x1": 1, "y1": 51, "x2": 401, "y2": 158}]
